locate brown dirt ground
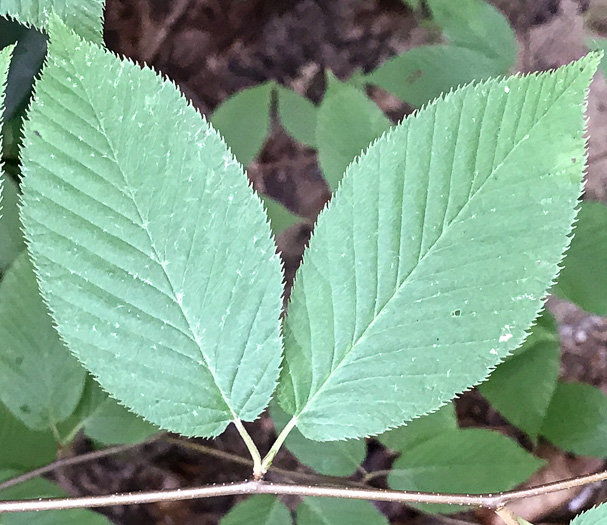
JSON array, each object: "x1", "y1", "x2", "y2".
[{"x1": 49, "y1": 1, "x2": 607, "y2": 523}]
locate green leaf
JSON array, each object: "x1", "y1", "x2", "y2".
[
  {"x1": 296, "y1": 498, "x2": 388, "y2": 525},
  {"x1": 570, "y1": 503, "x2": 607, "y2": 525},
  {"x1": 277, "y1": 86, "x2": 317, "y2": 148},
  {"x1": 316, "y1": 74, "x2": 391, "y2": 191},
  {"x1": 20, "y1": 19, "x2": 284, "y2": 438},
  {"x1": 0, "y1": 251, "x2": 86, "y2": 429},
  {"x1": 388, "y1": 429, "x2": 544, "y2": 514},
  {"x1": 0, "y1": 470, "x2": 112, "y2": 525},
  {"x1": 270, "y1": 402, "x2": 366, "y2": 476},
  {"x1": 428, "y1": 0, "x2": 517, "y2": 70},
  {"x1": 366, "y1": 45, "x2": 504, "y2": 108},
  {"x1": 540, "y1": 382, "x2": 607, "y2": 457},
  {"x1": 0, "y1": 403, "x2": 56, "y2": 470},
  {"x1": 261, "y1": 195, "x2": 301, "y2": 235},
  {"x1": 211, "y1": 82, "x2": 274, "y2": 166},
  {"x1": 84, "y1": 396, "x2": 158, "y2": 445},
  {"x1": 0, "y1": 1, "x2": 104, "y2": 44},
  {"x1": 221, "y1": 495, "x2": 292, "y2": 525},
  {"x1": 0, "y1": 44, "x2": 15, "y2": 234},
  {"x1": 378, "y1": 403, "x2": 457, "y2": 453},
  {"x1": 478, "y1": 311, "x2": 560, "y2": 439},
  {"x1": 55, "y1": 376, "x2": 107, "y2": 444},
  {"x1": 0, "y1": 173, "x2": 25, "y2": 271},
  {"x1": 552, "y1": 201, "x2": 607, "y2": 315},
  {"x1": 0, "y1": 20, "x2": 46, "y2": 122},
  {"x1": 279, "y1": 56, "x2": 598, "y2": 442}
]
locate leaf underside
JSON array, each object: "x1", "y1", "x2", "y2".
[
  {"x1": 279, "y1": 56, "x2": 598, "y2": 441},
  {"x1": 20, "y1": 20, "x2": 284, "y2": 438},
  {"x1": 0, "y1": 0, "x2": 104, "y2": 43}
]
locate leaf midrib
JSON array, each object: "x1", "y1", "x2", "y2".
[
  {"x1": 297, "y1": 71, "x2": 579, "y2": 421},
  {"x1": 63, "y1": 59, "x2": 237, "y2": 420}
]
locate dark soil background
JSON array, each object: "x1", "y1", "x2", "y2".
[{"x1": 48, "y1": 1, "x2": 607, "y2": 523}]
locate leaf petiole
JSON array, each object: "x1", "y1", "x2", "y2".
[{"x1": 260, "y1": 415, "x2": 298, "y2": 475}]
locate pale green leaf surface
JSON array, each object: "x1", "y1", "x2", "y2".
[
  {"x1": 570, "y1": 504, "x2": 607, "y2": 525},
  {"x1": 0, "y1": 1, "x2": 104, "y2": 43},
  {"x1": 428, "y1": 0, "x2": 517, "y2": 70},
  {"x1": 0, "y1": 44, "x2": 15, "y2": 239},
  {"x1": 277, "y1": 86, "x2": 317, "y2": 148},
  {"x1": 211, "y1": 82, "x2": 273, "y2": 166},
  {"x1": 0, "y1": 403, "x2": 56, "y2": 469},
  {"x1": 552, "y1": 201, "x2": 607, "y2": 315},
  {"x1": 366, "y1": 45, "x2": 504, "y2": 108},
  {"x1": 0, "y1": 176, "x2": 26, "y2": 270},
  {"x1": 540, "y1": 382, "x2": 607, "y2": 457},
  {"x1": 478, "y1": 311, "x2": 560, "y2": 439},
  {"x1": 297, "y1": 498, "x2": 388, "y2": 525},
  {"x1": 0, "y1": 251, "x2": 86, "y2": 429},
  {"x1": 0, "y1": 471, "x2": 111, "y2": 525},
  {"x1": 84, "y1": 396, "x2": 158, "y2": 445},
  {"x1": 221, "y1": 495, "x2": 292, "y2": 525},
  {"x1": 270, "y1": 402, "x2": 365, "y2": 476},
  {"x1": 20, "y1": 21, "x2": 284, "y2": 438},
  {"x1": 261, "y1": 195, "x2": 301, "y2": 235},
  {"x1": 378, "y1": 403, "x2": 457, "y2": 453},
  {"x1": 316, "y1": 76, "x2": 391, "y2": 191},
  {"x1": 279, "y1": 56, "x2": 598, "y2": 441},
  {"x1": 388, "y1": 429, "x2": 544, "y2": 514}
]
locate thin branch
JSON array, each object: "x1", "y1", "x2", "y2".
[
  {"x1": 141, "y1": 0, "x2": 192, "y2": 64},
  {"x1": 0, "y1": 433, "x2": 164, "y2": 492},
  {"x1": 164, "y1": 437, "x2": 368, "y2": 488},
  {"x1": 2, "y1": 468, "x2": 607, "y2": 514}
]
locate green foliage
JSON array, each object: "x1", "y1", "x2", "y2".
[
  {"x1": 271, "y1": 402, "x2": 366, "y2": 476},
  {"x1": 0, "y1": 404, "x2": 56, "y2": 470},
  {"x1": 0, "y1": 44, "x2": 14, "y2": 219},
  {"x1": 0, "y1": 252, "x2": 86, "y2": 430},
  {"x1": 279, "y1": 57, "x2": 596, "y2": 441},
  {"x1": 388, "y1": 429, "x2": 544, "y2": 514},
  {"x1": 296, "y1": 498, "x2": 388, "y2": 525},
  {"x1": 366, "y1": 45, "x2": 503, "y2": 108},
  {"x1": 277, "y1": 85, "x2": 317, "y2": 148},
  {"x1": 552, "y1": 201, "x2": 607, "y2": 315},
  {"x1": 316, "y1": 74, "x2": 391, "y2": 191},
  {"x1": 0, "y1": 1, "x2": 104, "y2": 43},
  {"x1": 540, "y1": 382, "x2": 607, "y2": 457},
  {"x1": 221, "y1": 495, "x2": 292, "y2": 525},
  {"x1": 0, "y1": 171, "x2": 24, "y2": 271},
  {"x1": 211, "y1": 82, "x2": 274, "y2": 167},
  {"x1": 0, "y1": 1, "x2": 604, "y2": 522},
  {"x1": 83, "y1": 396, "x2": 158, "y2": 445},
  {"x1": 569, "y1": 503, "x2": 607, "y2": 525},
  {"x1": 20, "y1": 19, "x2": 284, "y2": 438},
  {"x1": 367, "y1": 0, "x2": 515, "y2": 108},
  {"x1": 0, "y1": 19, "x2": 46, "y2": 122},
  {"x1": 427, "y1": 0, "x2": 517, "y2": 70},
  {"x1": 378, "y1": 403, "x2": 457, "y2": 453},
  {"x1": 0, "y1": 471, "x2": 111, "y2": 524},
  {"x1": 260, "y1": 195, "x2": 301, "y2": 235},
  {"x1": 478, "y1": 311, "x2": 560, "y2": 439}
]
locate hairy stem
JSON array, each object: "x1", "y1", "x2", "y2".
[{"x1": 260, "y1": 415, "x2": 298, "y2": 474}]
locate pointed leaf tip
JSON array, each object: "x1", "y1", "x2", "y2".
[
  {"x1": 280, "y1": 56, "x2": 597, "y2": 441},
  {"x1": 20, "y1": 18, "x2": 284, "y2": 438}
]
